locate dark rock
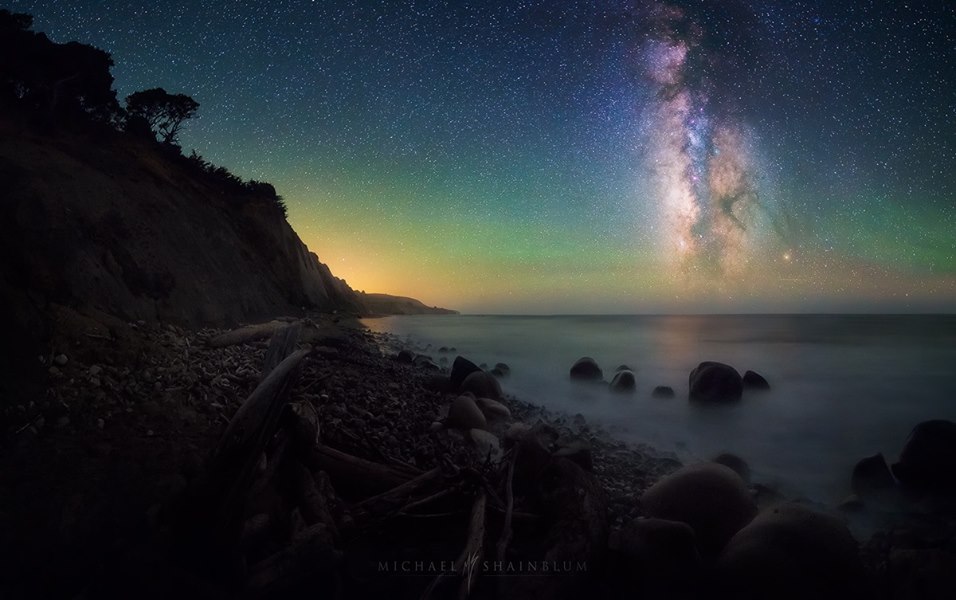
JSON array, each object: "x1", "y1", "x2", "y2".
[
  {"x1": 652, "y1": 385, "x2": 675, "y2": 398},
  {"x1": 610, "y1": 517, "x2": 701, "y2": 596},
  {"x1": 460, "y1": 370, "x2": 503, "y2": 401},
  {"x1": 716, "y1": 503, "x2": 868, "y2": 600},
  {"x1": 615, "y1": 364, "x2": 632, "y2": 372},
  {"x1": 554, "y1": 438, "x2": 593, "y2": 471},
  {"x1": 712, "y1": 453, "x2": 751, "y2": 483},
  {"x1": 609, "y1": 369, "x2": 636, "y2": 393},
  {"x1": 493, "y1": 362, "x2": 510, "y2": 376},
  {"x1": 569, "y1": 356, "x2": 603, "y2": 381},
  {"x1": 413, "y1": 354, "x2": 434, "y2": 366},
  {"x1": 892, "y1": 420, "x2": 956, "y2": 492},
  {"x1": 396, "y1": 349, "x2": 415, "y2": 364},
  {"x1": 447, "y1": 394, "x2": 487, "y2": 430},
  {"x1": 468, "y1": 428, "x2": 503, "y2": 462},
  {"x1": 641, "y1": 463, "x2": 756, "y2": 557},
  {"x1": 438, "y1": 346, "x2": 449, "y2": 353},
  {"x1": 422, "y1": 374, "x2": 450, "y2": 393},
  {"x1": 475, "y1": 397, "x2": 511, "y2": 421},
  {"x1": 851, "y1": 453, "x2": 896, "y2": 498},
  {"x1": 888, "y1": 548, "x2": 956, "y2": 600},
  {"x1": 415, "y1": 359, "x2": 441, "y2": 372},
  {"x1": 838, "y1": 494, "x2": 864, "y2": 512},
  {"x1": 449, "y1": 356, "x2": 481, "y2": 390},
  {"x1": 742, "y1": 370, "x2": 771, "y2": 390},
  {"x1": 688, "y1": 361, "x2": 743, "y2": 402}
]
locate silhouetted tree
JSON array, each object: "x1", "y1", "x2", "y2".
[
  {"x1": 0, "y1": 9, "x2": 121, "y2": 125},
  {"x1": 125, "y1": 88, "x2": 199, "y2": 145}
]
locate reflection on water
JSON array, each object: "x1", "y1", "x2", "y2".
[{"x1": 364, "y1": 314, "x2": 956, "y2": 503}]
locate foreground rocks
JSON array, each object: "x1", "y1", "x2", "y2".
[
  {"x1": 716, "y1": 503, "x2": 868, "y2": 600},
  {"x1": 4, "y1": 317, "x2": 953, "y2": 599},
  {"x1": 641, "y1": 463, "x2": 757, "y2": 557}
]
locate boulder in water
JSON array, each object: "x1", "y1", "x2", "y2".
[
  {"x1": 892, "y1": 420, "x2": 956, "y2": 492},
  {"x1": 851, "y1": 453, "x2": 896, "y2": 498},
  {"x1": 742, "y1": 370, "x2": 771, "y2": 390},
  {"x1": 610, "y1": 369, "x2": 637, "y2": 393},
  {"x1": 715, "y1": 503, "x2": 868, "y2": 600},
  {"x1": 688, "y1": 361, "x2": 743, "y2": 402},
  {"x1": 641, "y1": 463, "x2": 756, "y2": 556},
  {"x1": 652, "y1": 385, "x2": 675, "y2": 398},
  {"x1": 396, "y1": 349, "x2": 415, "y2": 364},
  {"x1": 570, "y1": 357, "x2": 603, "y2": 381}
]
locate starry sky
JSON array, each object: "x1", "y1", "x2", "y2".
[{"x1": 12, "y1": 0, "x2": 956, "y2": 313}]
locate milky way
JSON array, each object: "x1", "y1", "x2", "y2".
[
  {"x1": 15, "y1": 0, "x2": 956, "y2": 312},
  {"x1": 642, "y1": 2, "x2": 762, "y2": 281}
]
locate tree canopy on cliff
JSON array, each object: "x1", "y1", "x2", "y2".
[
  {"x1": 0, "y1": 9, "x2": 120, "y2": 125},
  {"x1": 125, "y1": 88, "x2": 199, "y2": 145}
]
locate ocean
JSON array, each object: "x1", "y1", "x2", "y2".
[{"x1": 363, "y1": 314, "x2": 956, "y2": 504}]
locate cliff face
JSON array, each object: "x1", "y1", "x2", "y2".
[{"x1": 0, "y1": 121, "x2": 362, "y2": 329}]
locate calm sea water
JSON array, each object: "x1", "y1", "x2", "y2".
[{"x1": 363, "y1": 314, "x2": 956, "y2": 504}]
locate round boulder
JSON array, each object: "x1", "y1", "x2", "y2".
[
  {"x1": 742, "y1": 370, "x2": 770, "y2": 390},
  {"x1": 688, "y1": 361, "x2": 743, "y2": 402},
  {"x1": 449, "y1": 356, "x2": 482, "y2": 390},
  {"x1": 570, "y1": 357, "x2": 603, "y2": 381},
  {"x1": 460, "y1": 371, "x2": 503, "y2": 401},
  {"x1": 396, "y1": 349, "x2": 415, "y2": 364},
  {"x1": 892, "y1": 420, "x2": 956, "y2": 492},
  {"x1": 612, "y1": 517, "x2": 701, "y2": 587},
  {"x1": 715, "y1": 503, "x2": 867, "y2": 600},
  {"x1": 492, "y1": 362, "x2": 510, "y2": 376},
  {"x1": 712, "y1": 453, "x2": 751, "y2": 484},
  {"x1": 652, "y1": 385, "x2": 675, "y2": 398},
  {"x1": 447, "y1": 394, "x2": 487, "y2": 430},
  {"x1": 851, "y1": 453, "x2": 896, "y2": 498},
  {"x1": 610, "y1": 369, "x2": 637, "y2": 393},
  {"x1": 476, "y1": 397, "x2": 511, "y2": 421},
  {"x1": 641, "y1": 463, "x2": 756, "y2": 556}
]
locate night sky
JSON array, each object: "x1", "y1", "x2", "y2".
[{"x1": 12, "y1": 0, "x2": 956, "y2": 313}]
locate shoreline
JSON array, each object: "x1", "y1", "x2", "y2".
[{"x1": 1, "y1": 313, "x2": 953, "y2": 597}]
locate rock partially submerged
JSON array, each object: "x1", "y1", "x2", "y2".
[
  {"x1": 570, "y1": 357, "x2": 603, "y2": 382},
  {"x1": 742, "y1": 369, "x2": 771, "y2": 390},
  {"x1": 609, "y1": 369, "x2": 636, "y2": 393},
  {"x1": 688, "y1": 361, "x2": 743, "y2": 402},
  {"x1": 652, "y1": 385, "x2": 675, "y2": 399},
  {"x1": 851, "y1": 453, "x2": 896, "y2": 498},
  {"x1": 892, "y1": 419, "x2": 956, "y2": 493}
]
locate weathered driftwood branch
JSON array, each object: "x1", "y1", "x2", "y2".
[
  {"x1": 496, "y1": 446, "x2": 518, "y2": 562},
  {"x1": 398, "y1": 484, "x2": 462, "y2": 515},
  {"x1": 422, "y1": 491, "x2": 488, "y2": 600},
  {"x1": 286, "y1": 460, "x2": 339, "y2": 540},
  {"x1": 307, "y1": 444, "x2": 421, "y2": 496},
  {"x1": 207, "y1": 320, "x2": 288, "y2": 348},
  {"x1": 171, "y1": 325, "x2": 306, "y2": 571},
  {"x1": 357, "y1": 467, "x2": 443, "y2": 515}
]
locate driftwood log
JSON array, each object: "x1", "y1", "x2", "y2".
[{"x1": 170, "y1": 325, "x2": 307, "y2": 578}]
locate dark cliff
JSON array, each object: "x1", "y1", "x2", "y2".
[{"x1": 0, "y1": 120, "x2": 361, "y2": 326}]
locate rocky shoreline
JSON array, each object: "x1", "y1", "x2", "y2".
[{"x1": 1, "y1": 311, "x2": 954, "y2": 598}]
